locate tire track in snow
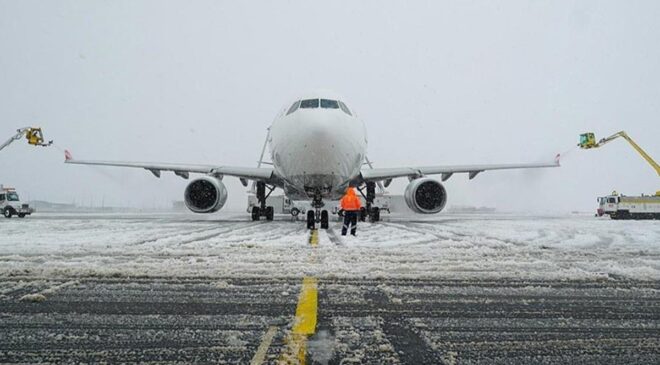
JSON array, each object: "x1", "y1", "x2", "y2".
[
  {"x1": 326, "y1": 228, "x2": 342, "y2": 245},
  {"x1": 128, "y1": 225, "x2": 229, "y2": 246},
  {"x1": 392, "y1": 220, "x2": 530, "y2": 248},
  {"x1": 379, "y1": 221, "x2": 457, "y2": 242},
  {"x1": 180, "y1": 221, "x2": 307, "y2": 247},
  {"x1": 177, "y1": 222, "x2": 263, "y2": 245}
]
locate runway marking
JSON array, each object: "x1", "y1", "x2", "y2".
[
  {"x1": 279, "y1": 229, "x2": 320, "y2": 363},
  {"x1": 280, "y1": 277, "x2": 318, "y2": 364},
  {"x1": 308, "y1": 229, "x2": 319, "y2": 246},
  {"x1": 250, "y1": 326, "x2": 277, "y2": 365},
  {"x1": 293, "y1": 277, "x2": 318, "y2": 335}
]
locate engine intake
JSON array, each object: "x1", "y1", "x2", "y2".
[
  {"x1": 184, "y1": 176, "x2": 228, "y2": 213},
  {"x1": 404, "y1": 177, "x2": 447, "y2": 214}
]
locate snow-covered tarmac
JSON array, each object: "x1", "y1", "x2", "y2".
[
  {"x1": 1, "y1": 212, "x2": 659, "y2": 364},
  {"x1": 1, "y1": 212, "x2": 659, "y2": 280}
]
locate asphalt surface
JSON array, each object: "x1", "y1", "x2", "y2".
[{"x1": 1, "y1": 275, "x2": 659, "y2": 364}]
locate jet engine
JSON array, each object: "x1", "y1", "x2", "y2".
[
  {"x1": 404, "y1": 177, "x2": 447, "y2": 214},
  {"x1": 184, "y1": 176, "x2": 228, "y2": 213}
]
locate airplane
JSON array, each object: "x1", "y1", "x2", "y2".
[{"x1": 65, "y1": 90, "x2": 559, "y2": 229}]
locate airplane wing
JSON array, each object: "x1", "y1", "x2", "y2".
[
  {"x1": 64, "y1": 150, "x2": 274, "y2": 182},
  {"x1": 361, "y1": 154, "x2": 560, "y2": 182}
]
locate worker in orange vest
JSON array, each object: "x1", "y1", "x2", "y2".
[{"x1": 339, "y1": 187, "x2": 362, "y2": 236}]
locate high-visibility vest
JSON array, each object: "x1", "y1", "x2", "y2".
[{"x1": 340, "y1": 189, "x2": 362, "y2": 211}]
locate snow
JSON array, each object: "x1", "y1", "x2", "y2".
[
  {"x1": 19, "y1": 293, "x2": 46, "y2": 302},
  {"x1": 0, "y1": 212, "x2": 658, "y2": 280}
]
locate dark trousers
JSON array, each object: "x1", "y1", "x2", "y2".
[{"x1": 342, "y1": 211, "x2": 358, "y2": 236}]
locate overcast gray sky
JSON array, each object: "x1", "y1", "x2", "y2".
[{"x1": 1, "y1": 0, "x2": 658, "y2": 213}]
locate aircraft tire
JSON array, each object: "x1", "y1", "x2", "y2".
[
  {"x1": 306, "y1": 210, "x2": 315, "y2": 230},
  {"x1": 370, "y1": 207, "x2": 380, "y2": 222},
  {"x1": 265, "y1": 206, "x2": 274, "y2": 221},
  {"x1": 251, "y1": 207, "x2": 260, "y2": 221},
  {"x1": 320, "y1": 210, "x2": 329, "y2": 229}
]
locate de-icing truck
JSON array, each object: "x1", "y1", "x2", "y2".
[{"x1": 597, "y1": 191, "x2": 660, "y2": 220}]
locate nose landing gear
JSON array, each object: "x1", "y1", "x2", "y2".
[{"x1": 307, "y1": 190, "x2": 329, "y2": 230}]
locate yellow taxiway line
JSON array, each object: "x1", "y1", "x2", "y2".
[
  {"x1": 292, "y1": 277, "x2": 318, "y2": 335},
  {"x1": 308, "y1": 228, "x2": 319, "y2": 246},
  {"x1": 278, "y1": 229, "x2": 320, "y2": 364}
]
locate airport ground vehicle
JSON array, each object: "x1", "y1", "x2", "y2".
[
  {"x1": 596, "y1": 191, "x2": 660, "y2": 219},
  {"x1": 0, "y1": 185, "x2": 34, "y2": 218},
  {"x1": 1, "y1": 127, "x2": 50, "y2": 219},
  {"x1": 1, "y1": 127, "x2": 52, "y2": 152},
  {"x1": 579, "y1": 131, "x2": 659, "y2": 219}
]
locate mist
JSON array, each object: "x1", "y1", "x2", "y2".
[{"x1": 1, "y1": 0, "x2": 658, "y2": 213}]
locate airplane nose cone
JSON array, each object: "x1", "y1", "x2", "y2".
[
  {"x1": 300, "y1": 112, "x2": 343, "y2": 146},
  {"x1": 296, "y1": 113, "x2": 347, "y2": 172},
  {"x1": 272, "y1": 109, "x2": 365, "y2": 181}
]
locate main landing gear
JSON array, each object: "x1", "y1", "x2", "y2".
[
  {"x1": 358, "y1": 182, "x2": 381, "y2": 222},
  {"x1": 251, "y1": 181, "x2": 275, "y2": 221},
  {"x1": 307, "y1": 191, "x2": 329, "y2": 230}
]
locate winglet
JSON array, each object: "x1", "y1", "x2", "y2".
[
  {"x1": 64, "y1": 149, "x2": 73, "y2": 162},
  {"x1": 554, "y1": 153, "x2": 561, "y2": 166}
]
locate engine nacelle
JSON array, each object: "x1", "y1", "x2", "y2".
[
  {"x1": 404, "y1": 177, "x2": 447, "y2": 214},
  {"x1": 184, "y1": 176, "x2": 228, "y2": 213}
]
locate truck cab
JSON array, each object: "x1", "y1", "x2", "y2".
[
  {"x1": 0, "y1": 186, "x2": 34, "y2": 218},
  {"x1": 596, "y1": 194, "x2": 619, "y2": 217}
]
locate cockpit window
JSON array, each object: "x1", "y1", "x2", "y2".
[
  {"x1": 338, "y1": 101, "x2": 352, "y2": 116},
  {"x1": 320, "y1": 99, "x2": 339, "y2": 109},
  {"x1": 300, "y1": 99, "x2": 319, "y2": 109},
  {"x1": 286, "y1": 101, "x2": 300, "y2": 115}
]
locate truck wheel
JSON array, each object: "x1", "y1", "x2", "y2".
[
  {"x1": 3, "y1": 208, "x2": 12, "y2": 219},
  {"x1": 618, "y1": 210, "x2": 631, "y2": 220},
  {"x1": 18, "y1": 213, "x2": 26, "y2": 218}
]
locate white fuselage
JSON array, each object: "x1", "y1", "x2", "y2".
[{"x1": 269, "y1": 94, "x2": 367, "y2": 200}]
